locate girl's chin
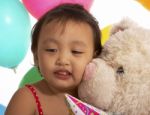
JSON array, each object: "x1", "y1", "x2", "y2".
[{"x1": 54, "y1": 84, "x2": 77, "y2": 92}]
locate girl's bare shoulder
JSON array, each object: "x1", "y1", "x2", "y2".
[{"x1": 5, "y1": 86, "x2": 36, "y2": 115}]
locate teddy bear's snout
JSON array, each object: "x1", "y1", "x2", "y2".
[{"x1": 83, "y1": 62, "x2": 97, "y2": 80}]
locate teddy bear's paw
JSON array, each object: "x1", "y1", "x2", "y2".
[{"x1": 107, "y1": 112, "x2": 124, "y2": 115}]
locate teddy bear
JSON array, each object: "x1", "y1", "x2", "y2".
[{"x1": 78, "y1": 18, "x2": 150, "y2": 115}]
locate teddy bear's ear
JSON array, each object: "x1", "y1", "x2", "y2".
[{"x1": 110, "y1": 17, "x2": 137, "y2": 35}]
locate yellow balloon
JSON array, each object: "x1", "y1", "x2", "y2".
[
  {"x1": 137, "y1": 0, "x2": 150, "y2": 10},
  {"x1": 101, "y1": 25, "x2": 112, "y2": 46}
]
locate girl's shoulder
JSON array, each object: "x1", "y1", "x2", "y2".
[{"x1": 5, "y1": 85, "x2": 37, "y2": 115}]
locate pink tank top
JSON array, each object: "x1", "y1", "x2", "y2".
[{"x1": 26, "y1": 85, "x2": 43, "y2": 115}]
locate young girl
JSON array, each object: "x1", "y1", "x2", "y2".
[{"x1": 5, "y1": 3, "x2": 102, "y2": 115}]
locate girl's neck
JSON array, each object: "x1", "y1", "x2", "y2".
[
  {"x1": 42, "y1": 79, "x2": 78, "y2": 98},
  {"x1": 66, "y1": 88, "x2": 78, "y2": 98}
]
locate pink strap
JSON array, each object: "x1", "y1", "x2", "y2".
[{"x1": 26, "y1": 85, "x2": 43, "y2": 115}]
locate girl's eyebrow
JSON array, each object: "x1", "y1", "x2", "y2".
[
  {"x1": 42, "y1": 38, "x2": 58, "y2": 44},
  {"x1": 71, "y1": 41, "x2": 87, "y2": 47},
  {"x1": 43, "y1": 38, "x2": 87, "y2": 47}
]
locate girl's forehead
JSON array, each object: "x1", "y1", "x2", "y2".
[
  {"x1": 39, "y1": 20, "x2": 94, "y2": 46},
  {"x1": 41, "y1": 20, "x2": 91, "y2": 35},
  {"x1": 42, "y1": 20, "x2": 66, "y2": 33}
]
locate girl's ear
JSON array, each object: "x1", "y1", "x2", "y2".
[
  {"x1": 93, "y1": 50, "x2": 100, "y2": 58},
  {"x1": 33, "y1": 52, "x2": 38, "y2": 66},
  {"x1": 93, "y1": 51, "x2": 97, "y2": 58}
]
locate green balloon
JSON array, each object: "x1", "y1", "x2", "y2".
[{"x1": 19, "y1": 67, "x2": 43, "y2": 88}]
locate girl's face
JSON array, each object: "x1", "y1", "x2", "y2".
[{"x1": 36, "y1": 20, "x2": 95, "y2": 92}]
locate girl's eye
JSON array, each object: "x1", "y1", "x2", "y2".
[
  {"x1": 45, "y1": 49, "x2": 57, "y2": 52},
  {"x1": 72, "y1": 50, "x2": 83, "y2": 54}
]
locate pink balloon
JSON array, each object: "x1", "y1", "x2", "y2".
[{"x1": 22, "y1": 0, "x2": 94, "y2": 19}]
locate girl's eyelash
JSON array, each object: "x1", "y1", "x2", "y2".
[
  {"x1": 72, "y1": 50, "x2": 83, "y2": 54},
  {"x1": 45, "y1": 49, "x2": 57, "y2": 52},
  {"x1": 45, "y1": 49, "x2": 83, "y2": 54}
]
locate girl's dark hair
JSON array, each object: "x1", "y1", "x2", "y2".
[{"x1": 31, "y1": 3, "x2": 102, "y2": 57}]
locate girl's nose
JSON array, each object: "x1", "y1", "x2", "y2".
[{"x1": 56, "y1": 53, "x2": 70, "y2": 66}]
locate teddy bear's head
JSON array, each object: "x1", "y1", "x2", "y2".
[{"x1": 78, "y1": 18, "x2": 150, "y2": 115}]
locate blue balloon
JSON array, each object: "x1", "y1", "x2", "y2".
[
  {"x1": 0, "y1": 0, "x2": 31, "y2": 68},
  {"x1": 0, "y1": 104, "x2": 6, "y2": 115}
]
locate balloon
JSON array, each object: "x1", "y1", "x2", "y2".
[
  {"x1": 22, "y1": 0, "x2": 94, "y2": 19},
  {"x1": 19, "y1": 67, "x2": 43, "y2": 88},
  {"x1": 0, "y1": 0, "x2": 31, "y2": 68},
  {"x1": 101, "y1": 25, "x2": 112, "y2": 46},
  {"x1": 137, "y1": 0, "x2": 150, "y2": 10},
  {"x1": 0, "y1": 104, "x2": 6, "y2": 115}
]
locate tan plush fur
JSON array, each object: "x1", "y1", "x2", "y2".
[{"x1": 78, "y1": 18, "x2": 150, "y2": 115}]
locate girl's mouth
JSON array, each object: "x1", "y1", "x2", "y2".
[{"x1": 54, "y1": 70, "x2": 72, "y2": 80}]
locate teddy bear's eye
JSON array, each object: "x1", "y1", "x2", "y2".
[{"x1": 116, "y1": 66, "x2": 124, "y2": 74}]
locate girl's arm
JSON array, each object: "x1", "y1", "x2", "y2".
[{"x1": 5, "y1": 87, "x2": 36, "y2": 115}]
